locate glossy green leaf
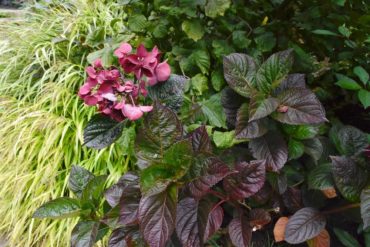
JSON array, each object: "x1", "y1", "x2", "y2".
[
  {"x1": 255, "y1": 32, "x2": 276, "y2": 52},
  {"x1": 255, "y1": 49, "x2": 293, "y2": 94},
  {"x1": 354, "y1": 66, "x2": 369, "y2": 85},
  {"x1": 213, "y1": 130, "x2": 246, "y2": 149},
  {"x1": 191, "y1": 74, "x2": 209, "y2": 96},
  {"x1": 282, "y1": 125, "x2": 319, "y2": 140},
  {"x1": 201, "y1": 94, "x2": 227, "y2": 128},
  {"x1": 68, "y1": 166, "x2": 95, "y2": 198},
  {"x1": 333, "y1": 228, "x2": 361, "y2": 247},
  {"x1": 81, "y1": 175, "x2": 107, "y2": 208},
  {"x1": 193, "y1": 49, "x2": 210, "y2": 74},
  {"x1": 307, "y1": 163, "x2": 335, "y2": 190},
  {"x1": 331, "y1": 156, "x2": 368, "y2": 201},
  {"x1": 33, "y1": 197, "x2": 80, "y2": 219},
  {"x1": 83, "y1": 114, "x2": 124, "y2": 150},
  {"x1": 303, "y1": 138, "x2": 323, "y2": 162},
  {"x1": 336, "y1": 79, "x2": 362, "y2": 90},
  {"x1": 288, "y1": 139, "x2": 305, "y2": 160},
  {"x1": 312, "y1": 29, "x2": 338, "y2": 36},
  {"x1": 358, "y1": 89, "x2": 370, "y2": 108},
  {"x1": 128, "y1": 14, "x2": 147, "y2": 32},
  {"x1": 211, "y1": 70, "x2": 225, "y2": 91}
]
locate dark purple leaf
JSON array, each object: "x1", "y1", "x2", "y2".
[
  {"x1": 228, "y1": 213, "x2": 252, "y2": 247},
  {"x1": 223, "y1": 53, "x2": 257, "y2": 98},
  {"x1": 330, "y1": 156, "x2": 368, "y2": 201},
  {"x1": 71, "y1": 221, "x2": 99, "y2": 247},
  {"x1": 187, "y1": 157, "x2": 230, "y2": 198},
  {"x1": 190, "y1": 125, "x2": 212, "y2": 154},
  {"x1": 105, "y1": 172, "x2": 139, "y2": 208},
  {"x1": 119, "y1": 181, "x2": 141, "y2": 226},
  {"x1": 135, "y1": 102, "x2": 183, "y2": 169},
  {"x1": 273, "y1": 88, "x2": 327, "y2": 125},
  {"x1": 138, "y1": 183, "x2": 177, "y2": 247},
  {"x1": 108, "y1": 226, "x2": 141, "y2": 247},
  {"x1": 176, "y1": 197, "x2": 223, "y2": 247},
  {"x1": 282, "y1": 187, "x2": 303, "y2": 214},
  {"x1": 248, "y1": 209, "x2": 271, "y2": 229},
  {"x1": 273, "y1": 73, "x2": 306, "y2": 95},
  {"x1": 223, "y1": 160, "x2": 266, "y2": 200},
  {"x1": 235, "y1": 103, "x2": 268, "y2": 139},
  {"x1": 249, "y1": 131, "x2": 288, "y2": 171},
  {"x1": 221, "y1": 87, "x2": 245, "y2": 128},
  {"x1": 284, "y1": 207, "x2": 326, "y2": 244}
]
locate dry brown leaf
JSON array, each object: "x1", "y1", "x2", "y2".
[
  {"x1": 321, "y1": 187, "x2": 337, "y2": 198},
  {"x1": 307, "y1": 229, "x2": 330, "y2": 247},
  {"x1": 273, "y1": 216, "x2": 289, "y2": 242}
]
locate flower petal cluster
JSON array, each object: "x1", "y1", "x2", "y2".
[{"x1": 78, "y1": 43, "x2": 171, "y2": 121}]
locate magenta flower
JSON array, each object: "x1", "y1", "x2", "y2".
[
  {"x1": 120, "y1": 44, "x2": 159, "y2": 79},
  {"x1": 114, "y1": 43, "x2": 132, "y2": 59},
  {"x1": 147, "y1": 61, "x2": 171, "y2": 86},
  {"x1": 121, "y1": 103, "x2": 153, "y2": 121}
]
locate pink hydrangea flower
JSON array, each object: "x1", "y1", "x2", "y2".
[{"x1": 147, "y1": 61, "x2": 171, "y2": 86}]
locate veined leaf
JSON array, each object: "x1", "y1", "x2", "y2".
[
  {"x1": 221, "y1": 87, "x2": 245, "y2": 128},
  {"x1": 81, "y1": 175, "x2": 107, "y2": 208},
  {"x1": 201, "y1": 93, "x2": 227, "y2": 128},
  {"x1": 83, "y1": 114, "x2": 124, "y2": 149},
  {"x1": 182, "y1": 20, "x2": 204, "y2": 41},
  {"x1": 135, "y1": 102, "x2": 183, "y2": 169},
  {"x1": 69, "y1": 165, "x2": 95, "y2": 198},
  {"x1": 190, "y1": 125, "x2": 212, "y2": 154},
  {"x1": 274, "y1": 88, "x2": 327, "y2": 125},
  {"x1": 249, "y1": 96, "x2": 279, "y2": 122},
  {"x1": 235, "y1": 103, "x2": 268, "y2": 139},
  {"x1": 71, "y1": 221, "x2": 99, "y2": 247},
  {"x1": 248, "y1": 209, "x2": 271, "y2": 228},
  {"x1": 249, "y1": 131, "x2": 288, "y2": 171},
  {"x1": 255, "y1": 49, "x2": 294, "y2": 94},
  {"x1": 308, "y1": 163, "x2": 334, "y2": 190},
  {"x1": 330, "y1": 156, "x2": 368, "y2": 202},
  {"x1": 33, "y1": 197, "x2": 80, "y2": 219},
  {"x1": 205, "y1": 0, "x2": 231, "y2": 18},
  {"x1": 176, "y1": 197, "x2": 223, "y2": 247},
  {"x1": 223, "y1": 53, "x2": 257, "y2": 98},
  {"x1": 228, "y1": 213, "x2": 252, "y2": 247},
  {"x1": 285, "y1": 207, "x2": 326, "y2": 244},
  {"x1": 138, "y1": 183, "x2": 177, "y2": 247},
  {"x1": 274, "y1": 73, "x2": 306, "y2": 95},
  {"x1": 223, "y1": 160, "x2": 266, "y2": 200},
  {"x1": 361, "y1": 188, "x2": 370, "y2": 230},
  {"x1": 105, "y1": 172, "x2": 139, "y2": 208},
  {"x1": 288, "y1": 139, "x2": 305, "y2": 160}
]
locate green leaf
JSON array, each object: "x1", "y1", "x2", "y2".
[
  {"x1": 361, "y1": 188, "x2": 370, "y2": 230},
  {"x1": 148, "y1": 74, "x2": 188, "y2": 111},
  {"x1": 332, "y1": 0, "x2": 346, "y2": 6},
  {"x1": 182, "y1": 20, "x2": 205, "y2": 41},
  {"x1": 213, "y1": 130, "x2": 246, "y2": 149},
  {"x1": 331, "y1": 156, "x2": 368, "y2": 202},
  {"x1": 336, "y1": 79, "x2": 362, "y2": 90},
  {"x1": 71, "y1": 221, "x2": 100, "y2": 247},
  {"x1": 288, "y1": 139, "x2": 305, "y2": 160},
  {"x1": 303, "y1": 138, "x2": 323, "y2": 162},
  {"x1": 33, "y1": 198, "x2": 80, "y2": 219},
  {"x1": 307, "y1": 163, "x2": 335, "y2": 190},
  {"x1": 249, "y1": 96, "x2": 279, "y2": 122},
  {"x1": 312, "y1": 29, "x2": 339, "y2": 36},
  {"x1": 192, "y1": 49, "x2": 210, "y2": 74},
  {"x1": 354, "y1": 66, "x2": 369, "y2": 85},
  {"x1": 162, "y1": 139, "x2": 193, "y2": 176},
  {"x1": 83, "y1": 114, "x2": 124, "y2": 150},
  {"x1": 338, "y1": 25, "x2": 351, "y2": 38},
  {"x1": 333, "y1": 228, "x2": 361, "y2": 247},
  {"x1": 205, "y1": 0, "x2": 231, "y2": 18},
  {"x1": 81, "y1": 175, "x2": 107, "y2": 208},
  {"x1": 211, "y1": 70, "x2": 225, "y2": 91},
  {"x1": 140, "y1": 164, "x2": 174, "y2": 194},
  {"x1": 116, "y1": 125, "x2": 136, "y2": 157},
  {"x1": 331, "y1": 125, "x2": 368, "y2": 156},
  {"x1": 101, "y1": 46, "x2": 114, "y2": 67},
  {"x1": 68, "y1": 166, "x2": 95, "y2": 198},
  {"x1": 273, "y1": 88, "x2": 327, "y2": 125},
  {"x1": 191, "y1": 74, "x2": 209, "y2": 95},
  {"x1": 201, "y1": 94, "x2": 227, "y2": 128},
  {"x1": 232, "y1": 31, "x2": 251, "y2": 49},
  {"x1": 282, "y1": 125, "x2": 319, "y2": 140},
  {"x1": 135, "y1": 102, "x2": 183, "y2": 169},
  {"x1": 128, "y1": 14, "x2": 147, "y2": 32},
  {"x1": 223, "y1": 53, "x2": 257, "y2": 98},
  {"x1": 358, "y1": 89, "x2": 370, "y2": 108},
  {"x1": 87, "y1": 49, "x2": 104, "y2": 64},
  {"x1": 255, "y1": 49, "x2": 293, "y2": 94},
  {"x1": 255, "y1": 32, "x2": 276, "y2": 52},
  {"x1": 249, "y1": 131, "x2": 288, "y2": 171}
]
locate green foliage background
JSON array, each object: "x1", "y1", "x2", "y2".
[{"x1": 0, "y1": 0, "x2": 369, "y2": 246}]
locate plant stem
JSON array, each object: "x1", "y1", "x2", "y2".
[{"x1": 322, "y1": 203, "x2": 361, "y2": 215}]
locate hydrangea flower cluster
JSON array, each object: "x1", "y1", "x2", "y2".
[{"x1": 78, "y1": 43, "x2": 171, "y2": 121}]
